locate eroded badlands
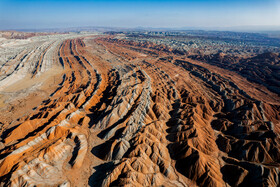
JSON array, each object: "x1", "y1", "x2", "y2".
[{"x1": 0, "y1": 33, "x2": 279, "y2": 186}]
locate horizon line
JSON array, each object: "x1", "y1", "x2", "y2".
[{"x1": 1, "y1": 25, "x2": 280, "y2": 33}]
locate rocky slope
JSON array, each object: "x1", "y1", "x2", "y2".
[
  {"x1": 0, "y1": 34, "x2": 279, "y2": 186},
  {"x1": 190, "y1": 52, "x2": 280, "y2": 95}
]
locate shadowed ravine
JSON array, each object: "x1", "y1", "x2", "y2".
[{"x1": 0, "y1": 33, "x2": 279, "y2": 186}]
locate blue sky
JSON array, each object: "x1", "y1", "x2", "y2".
[{"x1": 0, "y1": 0, "x2": 279, "y2": 30}]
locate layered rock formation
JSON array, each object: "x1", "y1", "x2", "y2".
[
  {"x1": 190, "y1": 52, "x2": 280, "y2": 95},
  {"x1": 0, "y1": 33, "x2": 279, "y2": 186}
]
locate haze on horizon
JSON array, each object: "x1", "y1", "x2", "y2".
[{"x1": 0, "y1": 0, "x2": 280, "y2": 31}]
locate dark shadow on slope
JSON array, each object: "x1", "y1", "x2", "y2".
[{"x1": 88, "y1": 162, "x2": 115, "y2": 187}]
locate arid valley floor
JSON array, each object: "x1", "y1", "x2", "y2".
[{"x1": 0, "y1": 31, "x2": 280, "y2": 186}]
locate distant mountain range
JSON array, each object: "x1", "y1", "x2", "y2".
[{"x1": 1, "y1": 25, "x2": 280, "y2": 37}]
